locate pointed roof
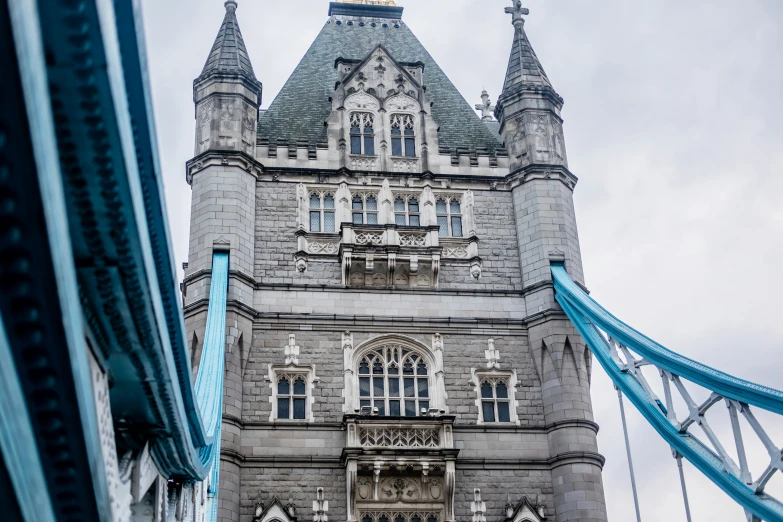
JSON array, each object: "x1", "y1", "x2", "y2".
[
  {"x1": 197, "y1": 0, "x2": 257, "y2": 83},
  {"x1": 502, "y1": 2, "x2": 552, "y2": 93},
  {"x1": 258, "y1": 7, "x2": 501, "y2": 152},
  {"x1": 499, "y1": 2, "x2": 562, "y2": 106}
]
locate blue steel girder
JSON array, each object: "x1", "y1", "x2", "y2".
[{"x1": 552, "y1": 264, "x2": 783, "y2": 522}]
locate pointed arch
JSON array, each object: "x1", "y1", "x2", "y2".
[
  {"x1": 349, "y1": 335, "x2": 444, "y2": 416},
  {"x1": 561, "y1": 338, "x2": 579, "y2": 384}
]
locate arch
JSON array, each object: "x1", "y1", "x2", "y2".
[
  {"x1": 352, "y1": 334, "x2": 436, "y2": 370},
  {"x1": 349, "y1": 334, "x2": 442, "y2": 416}
]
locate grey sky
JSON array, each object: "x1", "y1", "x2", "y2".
[{"x1": 140, "y1": 1, "x2": 783, "y2": 520}]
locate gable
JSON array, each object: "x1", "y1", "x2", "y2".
[{"x1": 258, "y1": 17, "x2": 500, "y2": 152}]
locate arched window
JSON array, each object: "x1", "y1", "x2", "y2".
[
  {"x1": 350, "y1": 112, "x2": 375, "y2": 155},
  {"x1": 480, "y1": 378, "x2": 511, "y2": 423},
  {"x1": 391, "y1": 114, "x2": 416, "y2": 157},
  {"x1": 309, "y1": 192, "x2": 336, "y2": 232},
  {"x1": 394, "y1": 195, "x2": 420, "y2": 226},
  {"x1": 352, "y1": 193, "x2": 379, "y2": 225},
  {"x1": 358, "y1": 345, "x2": 430, "y2": 416},
  {"x1": 436, "y1": 198, "x2": 462, "y2": 237},
  {"x1": 277, "y1": 375, "x2": 307, "y2": 420}
]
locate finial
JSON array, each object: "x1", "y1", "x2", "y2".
[
  {"x1": 504, "y1": 0, "x2": 529, "y2": 28},
  {"x1": 475, "y1": 91, "x2": 496, "y2": 121},
  {"x1": 225, "y1": 0, "x2": 238, "y2": 11}
]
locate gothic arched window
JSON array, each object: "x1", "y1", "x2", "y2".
[
  {"x1": 358, "y1": 345, "x2": 430, "y2": 416},
  {"x1": 394, "y1": 195, "x2": 420, "y2": 226},
  {"x1": 480, "y1": 378, "x2": 511, "y2": 423},
  {"x1": 352, "y1": 193, "x2": 379, "y2": 225},
  {"x1": 391, "y1": 114, "x2": 416, "y2": 157},
  {"x1": 350, "y1": 112, "x2": 375, "y2": 155},
  {"x1": 436, "y1": 197, "x2": 462, "y2": 237},
  {"x1": 277, "y1": 375, "x2": 308, "y2": 420},
  {"x1": 309, "y1": 191, "x2": 336, "y2": 232}
]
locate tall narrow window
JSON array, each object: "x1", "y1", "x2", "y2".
[
  {"x1": 390, "y1": 114, "x2": 416, "y2": 157},
  {"x1": 309, "y1": 192, "x2": 336, "y2": 233},
  {"x1": 277, "y1": 375, "x2": 308, "y2": 420},
  {"x1": 350, "y1": 112, "x2": 375, "y2": 155},
  {"x1": 480, "y1": 379, "x2": 511, "y2": 423},
  {"x1": 358, "y1": 345, "x2": 430, "y2": 417},
  {"x1": 436, "y1": 198, "x2": 462, "y2": 237},
  {"x1": 394, "y1": 196, "x2": 420, "y2": 226},
  {"x1": 352, "y1": 194, "x2": 379, "y2": 225}
]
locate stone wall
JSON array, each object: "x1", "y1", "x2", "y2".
[
  {"x1": 240, "y1": 466, "x2": 346, "y2": 522},
  {"x1": 454, "y1": 469, "x2": 554, "y2": 520}
]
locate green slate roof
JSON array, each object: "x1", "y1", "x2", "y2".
[
  {"x1": 258, "y1": 11, "x2": 502, "y2": 152},
  {"x1": 198, "y1": 0, "x2": 257, "y2": 83}
]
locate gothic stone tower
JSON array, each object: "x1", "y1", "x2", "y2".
[{"x1": 182, "y1": 2, "x2": 608, "y2": 522}]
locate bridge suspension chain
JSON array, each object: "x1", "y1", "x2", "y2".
[{"x1": 552, "y1": 264, "x2": 783, "y2": 522}]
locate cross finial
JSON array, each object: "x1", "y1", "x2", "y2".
[
  {"x1": 504, "y1": 0, "x2": 529, "y2": 28},
  {"x1": 475, "y1": 90, "x2": 496, "y2": 121}
]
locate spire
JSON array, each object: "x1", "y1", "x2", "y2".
[
  {"x1": 501, "y1": 1, "x2": 555, "y2": 95},
  {"x1": 197, "y1": 0, "x2": 257, "y2": 83}
]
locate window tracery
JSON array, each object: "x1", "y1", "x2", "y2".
[
  {"x1": 390, "y1": 114, "x2": 416, "y2": 157},
  {"x1": 276, "y1": 374, "x2": 308, "y2": 420},
  {"x1": 309, "y1": 191, "x2": 336, "y2": 232},
  {"x1": 394, "y1": 195, "x2": 420, "y2": 226},
  {"x1": 351, "y1": 112, "x2": 376, "y2": 156},
  {"x1": 352, "y1": 192, "x2": 379, "y2": 224},
  {"x1": 358, "y1": 345, "x2": 430, "y2": 417},
  {"x1": 435, "y1": 197, "x2": 463, "y2": 237},
  {"x1": 479, "y1": 378, "x2": 511, "y2": 423}
]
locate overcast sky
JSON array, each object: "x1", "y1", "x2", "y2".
[{"x1": 140, "y1": 1, "x2": 783, "y2": 520}]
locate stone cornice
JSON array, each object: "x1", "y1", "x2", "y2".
[
  {"x1": 185, "y1": 150, "x2": 264, "y2": 184},
  {"x1": 506, "y1": 164, "x2": 579, "y2": 190}
]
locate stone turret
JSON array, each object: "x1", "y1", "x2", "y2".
[
  {"x1": 186, "y1": 3, "x2": 261, "y2": 522},
  {"x1": 193, "y1": 0, "x2": 263, "y2": 156},
  {"x1": 495, "y1": 0, "x2": 567, "y2": 170},
  {"x1": 497, "y1": 2, "x2": 608, "y2": 521}
]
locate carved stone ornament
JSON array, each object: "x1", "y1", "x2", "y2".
[{"x1": 346, "y1": 90, "x2": 381, "y2": 111}]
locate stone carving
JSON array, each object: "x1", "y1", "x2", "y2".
[
  {"x1": 284, "y1": 334, "x2": 300, "y2": 365},
  {"x1": 380, "y1": 478, "x2": 420, "y2": 501},
  {"x1": 242, "y1": 105, "x2": 255, "y2": 152},
  {"x1": 442, "y1": 246, "x2": 468, "y2": 258},
  {"x1": 474, "y1": 90, "x2": 495, "y2": 121},
  {"x1": 359, "y1": 427, "x2": 441, "y2": 448},
  {"x1": 346, "y1": 91, "x2": 380, "y2": 111},
  {"x1": 392, "y1": 158, "x2": 420, "y2": 173},
  {"x1": 357, "y1": 477, "x2": 372, "y2": 500},
  {"x1": 308, "y1": 242, "x2": 339, "y2": 255},
  {"x1": 359, "y1": 512, "x2": 440, "y2": 522},
  {"x1": 198, "y1": 99, "x2": 213, "y2": 147},
  {"x1": 399, "y1": 234, "x2": 426, "y2": 247},
  {"x1": 385, "y1": 93, "x2": 420, "y2": 113},
  {"x1": 428, "y1": 478, "x2": 443, "y2": 500},
  {"x1": 356, "y1": 232, "x2": 383, "y2": 245},
  {"x1": 295, "y1": 255, "x2": 307, "y2": 273},
  {"x1": 351, "y1": 156, "x2": 378, "y2": 170}
]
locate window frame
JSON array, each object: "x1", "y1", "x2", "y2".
[
  {"x1": 356, "y1": 344, "x2": 432, "y2": 417},
  {"x1": 350, "y1": 112, "x2": 376, "y2": 156},
  {"x1": 393, "y1": 194, "x2": 421, "y2": 227},
  {"x1": 471, "y1": 369, "x2": 519, "y2": 425},
  {"x1": 309, "y1": 191, "x2": 337, "y2": 233},
  {"x1": 267, "y1": 364, "x2": 319, "y2": 423},
  {"x1": 479, "y1": 378, "x2": 511, "y2": 424},
  {"x1": 390, "y1": 113, "x2": 417, "y2": 158},
  {"x1": 435, "y1": 196, "x2": 463, "y2": 237},
  {"x1": 276, "y1": 374, "x2": 309, "y2": 421},
  {"x1": 351, "y1": 192, "x2": 379, "y2": 225}
]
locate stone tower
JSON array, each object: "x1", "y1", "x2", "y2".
[
  {"x1": 496, "y1": 2, "x2": 607, "y2": 521},
  {"x1": 186, "y1": 1, "x2": 262, "y2": 520},
  {"x1": 182, "y1": 2, "x2": 608, "y2": 522}
]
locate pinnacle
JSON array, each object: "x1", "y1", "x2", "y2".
[
  {"x1": 500, "y1": 2, "x2": 556, "y2": 97},
  {"x1": 197, "y1": 0, "x2": 257, "y2": 82}
]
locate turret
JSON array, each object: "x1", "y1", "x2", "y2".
[
  {"x1": 497, "y1": 3, "x2": 608, "y2": 521},
  {"x1": 193, "y1": 0, "x2": 263, "y2": 156},
  {"x1": 495, "y1": 0, "x2": 567, "y2": 170}
]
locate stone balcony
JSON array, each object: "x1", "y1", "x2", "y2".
[{"x1": 295, "y1": 223, "x2": 481, "y2": 288}]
